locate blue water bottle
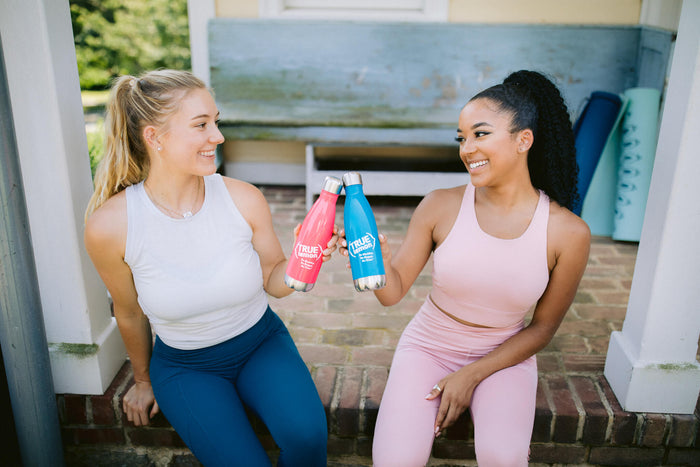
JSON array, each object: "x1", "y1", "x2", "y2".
[{"x1": 342, "y1": 172, "x2": 386, "y2": 291}]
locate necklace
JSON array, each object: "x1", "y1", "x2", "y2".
[{"x1": 144, "y1": 177, "x2": 202, "y2": 219}]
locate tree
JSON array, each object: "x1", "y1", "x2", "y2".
[{"x1": 70, "y1": 0, "x2": 191, "y2": 89}]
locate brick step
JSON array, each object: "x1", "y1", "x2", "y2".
[{"x1": 59, "y1": 361, "x2": 700, "y2": 466}]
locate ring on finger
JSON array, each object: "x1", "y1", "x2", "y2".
[{"x1": 432, "y1": 384, "x2": 442, "y2": 392}]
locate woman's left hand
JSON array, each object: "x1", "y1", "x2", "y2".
[{"x1": 425, "y1": 366, "x2": 480, "y2": 437}]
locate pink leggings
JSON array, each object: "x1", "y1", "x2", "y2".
[{"x1": 372, "y1": 300, "x2": 537, "y2": 467}]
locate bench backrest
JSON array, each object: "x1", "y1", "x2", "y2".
[{"x1": 209, "y1": 19, "x2": 673, "y2": 132}]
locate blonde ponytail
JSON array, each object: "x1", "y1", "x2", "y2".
[{"x1": 84, "y1": 70, "x2": 206, "y2": 222}]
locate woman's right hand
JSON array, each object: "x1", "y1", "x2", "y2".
[
  {"x1": 338, "y1": 229, "x2": 392, "y2": 268},
  {"x1": 123, "y1": 380, "x2": 159, "y2": 426}
]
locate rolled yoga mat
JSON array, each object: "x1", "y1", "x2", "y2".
[
  {"x1": 580, "y1": 95, "x2": 629, "y2": 236},
  {"x1": 612, "y1": 87, "x2": 661, "y2": 242},
  {"x1": 572, "y1": 91, "x2": 623, "y2": 215}
]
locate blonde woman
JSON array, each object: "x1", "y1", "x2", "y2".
[{"x1": 85, "y1": 70, "x2": 331, "y2": 466}]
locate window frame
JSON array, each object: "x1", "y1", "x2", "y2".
[{"x1": 258, "y1": 0, "x2": 449, "y2": 22}]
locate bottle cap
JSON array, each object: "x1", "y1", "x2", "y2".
[
  {"x1": 322, "y1": 176, "x2": 343, "y2": 194},
  {"x1": 342, "y1": 172, "x2": 363, "y2": 187}
]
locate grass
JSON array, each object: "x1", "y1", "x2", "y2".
[
  {"x1": 81, "y1": 89, "x2": 110, "y2": 110},
  {"x1": 86, "y1": 119, "x2": 104, "y2": 177},
  {"x1": 82, "y1": 90, "x2": 108, "y2": 177}
]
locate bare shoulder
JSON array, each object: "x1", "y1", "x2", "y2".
[
  {"x1": 84, "y1": 191, "x2": 128, "y2": 256},
  {"x1": 221, "y1": 175, "x2": 257, "y2": 193},
  {"x1": 220, "y1": 176, "x2": 270, "y2": 226},
  {"x1": 418, "y1": 185, "x2": 465, "y2": 219},
  {"x1": 415, "y1": 185, "x2": 466, "y2": 245},
  {"x1": 221, "y1": 176, "x2": 266, "y2": 203},
  {"x1": 548, "y1": 200, "x2": 591, "y2": 254}
]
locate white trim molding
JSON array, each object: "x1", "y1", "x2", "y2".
[
  {"x1": 259, "y1": 0, "x2": 449, "y2": 21},
  {"x1": 604, "y1": 0, "x2": 700, "y2": 414},
  {"x1": 188, "y1": 0, "x2": 216, "y2": 86},
  {"x1": 640, "y1": 0, "x2": 682, "y2": 31},
  {"x1": 1, "y1": 0, "x2": 127, "y2": 394}
]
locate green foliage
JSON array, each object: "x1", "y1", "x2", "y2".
[
  {"x1": 70, "y1": 0, "x2": 191, "y2": 90},
  {"x1": 86, "y1": 118, "x2": 104, "y2": 178}
]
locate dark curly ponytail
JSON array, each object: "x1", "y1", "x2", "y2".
[{"x1": 470, "y1": 70, "x2": 579, "y2": 210}]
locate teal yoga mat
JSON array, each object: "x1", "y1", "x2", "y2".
[
  {"x1": 580, "y1": 96, "x2": 629, "y2": 236},
  {"x1": 612, "y1": 88, "x2": 661, "y2": 242}
]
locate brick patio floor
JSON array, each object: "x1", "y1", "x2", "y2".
[{"x1": 60, "y1": 184, "x2": 700, "y2": 466}]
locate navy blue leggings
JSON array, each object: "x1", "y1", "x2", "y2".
[{"x1": 149, "y1": 307, "x2": 327, "y2": 466}]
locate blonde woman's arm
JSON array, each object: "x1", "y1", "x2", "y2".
[
  {"x1": 84, "y1": 193, "x2": 158, "y2": 426},
  {"x1": 224, "y1": 177, "x2": 338, "y2": 298}
]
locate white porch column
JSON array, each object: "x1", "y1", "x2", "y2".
[
  {"x1": 0, "y1": 0, "x2": 126, "y2": 394},
  {"x1": 188, "y1": 0, "x2": 216, "y2": 86},
  {"x1": 604, "y1": 0, "x2": 700, "y2": 414}
]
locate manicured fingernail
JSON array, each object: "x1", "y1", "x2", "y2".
[{"x1": 434, "y1": 426, "x2": 440, "y2": 434}]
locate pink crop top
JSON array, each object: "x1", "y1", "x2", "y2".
[{"x1": 431, "y1": 184, "x2": 550, "y2": 328}]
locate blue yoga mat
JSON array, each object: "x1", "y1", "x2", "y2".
[
  {"x1": 612, "y1": 88, "x2": 661, "y2": 242},
  {"x1": 580, "y1": 95, "x2": 629, "y2": 236},
  {"x1": 572, "y1": 91, "x2": 623, "y2": 215}
]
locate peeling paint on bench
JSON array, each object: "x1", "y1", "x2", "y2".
[{"x1": 208, "y1": 19, "x2": 673, "y2": 201}]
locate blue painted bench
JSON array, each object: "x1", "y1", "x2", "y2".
[{"x1": 208, "y1": 19, "x2": 673, "y2": 208}]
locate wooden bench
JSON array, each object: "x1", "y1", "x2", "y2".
[{"x1": 208, "y1": 20, "x2": 673, "y2": 208}]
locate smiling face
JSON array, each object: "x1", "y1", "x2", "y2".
[
  {"x1": 152, "y1": 87, "x2": 224, "y2": 176},
  {"x1": 456, "y1": 98, "x2": 532, "y2": 187}
]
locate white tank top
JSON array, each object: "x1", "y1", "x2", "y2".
[{"x1": 124, "y1": 174, "x2": 268, "y2": 350}]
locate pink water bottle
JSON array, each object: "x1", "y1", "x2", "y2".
[{"x1": 284, "y1": 176, "x2": 343, "y2": 291}]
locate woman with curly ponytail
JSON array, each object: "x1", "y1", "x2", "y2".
[
  {"x1": 84, "y1": 70, "x2": 331, "y2": 466},
  {"x1": 343, "y1": 70, "x2": 591, "y2": 466},
  {"x1": 480, "y1": 70, "x2": 580, "y2": 210}
]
